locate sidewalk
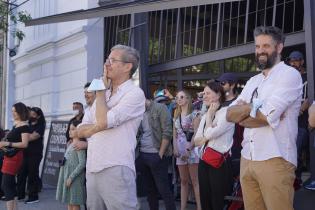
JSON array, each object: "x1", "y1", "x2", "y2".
[{"x1": 0, "y1": 187, "x2": 313, "y2": 210}]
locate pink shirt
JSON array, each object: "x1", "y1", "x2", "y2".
[{"x1": 80, "y1": 80, "x2": 145, "y2": 173}]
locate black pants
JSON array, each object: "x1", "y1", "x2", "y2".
[
  {"x1": 1, "y1": 173, "x2": 16, "y2": 201},
  {"x1": 17, "y1": 155, "x2": 42, "y2": 198},
  {"x1": 198, "y1": 158, "x2": 233, "y2": 210},
  {"x1": 136, "y1": 152, "x2": 176, "y2": 210}
]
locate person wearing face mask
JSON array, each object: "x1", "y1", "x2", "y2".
[
  {"x1": 17, "y1": 107, "x2": 46, "y2": 204},
  {"x1": 66, "y1": 102, "x2": 84, "y2": 143}
]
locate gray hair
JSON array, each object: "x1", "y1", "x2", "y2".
[
  {"x1": 253, "y1": 26, "x2": 285, "y2": 44},
  {"x1": 111, "y1": 44, "x2": 140, "y2": 77}
]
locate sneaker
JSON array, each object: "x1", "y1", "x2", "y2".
[
  {"x1": 304, "y1": 180, "x2": 315, "y2": 191},
  {"x1": 25, "y1": 197, "x2": 39, "y2": 204}
]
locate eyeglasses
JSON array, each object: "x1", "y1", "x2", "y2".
[
  {"x1": 175, "y1": 95, "x2": 186, "y2": 100},
  {"x1": 250, "y1": 87, "x2": 258, "y2": 103},
  {"x1": 105, "y1": 58, "x2": 130, "y2": 65}
]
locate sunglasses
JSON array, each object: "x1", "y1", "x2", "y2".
[
  {"x1": 220, "y1": 81, "x2": 228, "y2": 86},
  {"x1": 175, "y1": 95, "x2": 186, "y2": 100}
]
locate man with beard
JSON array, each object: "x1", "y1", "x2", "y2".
[
  {"x1": 216, "y1": 73, "x2": 238, "y2": 107},
  {"x1": 287, "y1": 51, "x2": 311, "y2": 188},
  {"x1": 227, "y1": 26, "x2": 302, "y2": 210}
]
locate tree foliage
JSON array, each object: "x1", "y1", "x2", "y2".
[{"x1": 0, "y1": 1, "x2": 31, "y2": 46}]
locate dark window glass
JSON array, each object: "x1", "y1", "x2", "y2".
[
  {"x1": 249, "y1": 0, "x2": 257, "y2": 12},
  {"x1": 257, "y1": 10, "x2": 266, "y2": 26},
  {"x1": 222, "y1": 20, "x2": 230, "y2": 48},
  {"x1": 230, "y1": 18, "x2": 238, "y2": 46},
  {"x1": 266, "y1": 0, "x2": 274, "y2": 7},
  {"x1": 247, "y1": 13, "x2": 256, "y2": 42},
  {"x1": 224, "y1": 2, "x2": 231, "y2": 20},
  {"x1": 212, "y1": 4, "x2": 219, "y2": 23},
  {"x1": 258, "y1": 0, "x2": 266, "y2": 10},
  {"x1": 237, "y1": 16, "x2": 246, "y2": 44},
  {"x1": 239, "y1": 0, "x2": 247, "y2": 15},
  {"x1": 210, "y1": 24, "x2": 217, "y2": 50},
  {"x1": 265, "y1": 8, "x2": 273, "y2": 26},
  {"x1": 275, "y1": 4, "x2": 284, "y2": 29},
  {"x1": 294, "y1": 0, "x2": 304, "y2": 31},
  {"x1": 231, "y1": 1, "x2": 239, "y2": 18},
  {"x1": 277, "y1": 0, "x2": 284, "y2": 4},
  {"x1": 283, "y1": 2, "x2": 294, "y2": 33},
  {"x1": 208, "y1": 61, "x2": 220, "y2": 75}
]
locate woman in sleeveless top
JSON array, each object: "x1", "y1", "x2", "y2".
[{"x1": 173, "y1": 90, "x2": 201, "y2": 210}]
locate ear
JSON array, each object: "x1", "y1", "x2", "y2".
[
  {"x1": 276, "y1": 42, "x2": 284, "y2": 54},
  {"x1": 124, "y1": 63, "x2": 133, "y2": 74}
]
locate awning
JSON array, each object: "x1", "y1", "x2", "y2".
[{"x1": 25, "y1": 0, "x2": 237, "y2": 26}]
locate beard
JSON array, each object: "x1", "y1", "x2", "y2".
[{"x1": 255, "y1": 50, "x2": 278, "y2": 71}]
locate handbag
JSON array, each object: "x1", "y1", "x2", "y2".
[
  {"x1": 179, "y1": 115, "x2": 194, "y2": 142},
  {"x1": 200, "y1": 110, "x2": 229, "y2": 168},
  {"x1": 201, "y1": 146, "x2": 229, "y2": 168}
]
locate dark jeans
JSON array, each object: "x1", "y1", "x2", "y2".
[
  {"x1": 198, "y1": 158, "x2": 233, "y2": 210},
  {"x1": 136, "y1": 152, "x2": 176, "y2": 210},
  {"x1": 296, "y1": 127, "x2": 309, "y2": 179},
  {"x1": 17, "y1": 154, "x2": 42, "y2": 198}
]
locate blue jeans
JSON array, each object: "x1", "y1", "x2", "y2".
[
  {"x1": 136, "y1": 152, "x2": 176, "y2": 210},
  {"x1": 296, "y1": 127, "x2": 309, "y2": 179}
]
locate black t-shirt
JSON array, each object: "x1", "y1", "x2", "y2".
[
  {"x1": 6, "y1": 125, "x2": 31, "y2": 143},
  {"x1": 222, "y1": 97, "x2": 237, "y2": 107},
  {"x1": 298, "y1": 73, "x2": 309, "y2": 128},
  {"x1": 25, "y1": 122, "x2": 45, "y2": 155}
]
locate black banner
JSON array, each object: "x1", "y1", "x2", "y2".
[{"x1": 41, "y1": 120, "x2": 68, "y2": 187}]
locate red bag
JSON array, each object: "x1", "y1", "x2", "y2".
[
  {"x1": 202, "y1": 146, "x2": 229, "y2": 168},
  {"x1": 1, "y1": 150, "x2": 23, "y2": 175}
]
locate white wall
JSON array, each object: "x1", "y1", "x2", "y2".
[{"x1": 5, "y1": 0, "x2": 104, "y2": 172}]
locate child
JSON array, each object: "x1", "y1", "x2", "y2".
[{"x1": 56, "y1": 120, "x2": 86, "y2": 210}]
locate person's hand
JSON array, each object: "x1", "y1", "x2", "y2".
[
  {"x1": 158, "y1": 151, "x2": 164, "y2": 160},
  {"x1": 173, "y1": 148, "x2": 180, "y2": 158},
  {"x1": 73, "y1": 141, "x2": 88, "y2": 151},
  {"x1": 236, "y1": 99, "x2": 247, "y2": 105},
  {"x1": 0, "y1": 141, "x2": 7, "y2": 148},
  {"x1": 102, "y1": 65, "x2": 111, "y2": 89},
  {"x1": 66, "y1": 178, "x2": 72, "y2": 187},
  {"x1": 193, "y1": 115, "x2": 201, "y2": 130},
  {"x1": 207, "y1": 102, "x2": 220, "y2": 120},
  {"x1": 180, "y1": 154, "x2": 189, "y2": 161},
  {"x1": 163, "y1": 89, "x2": 174, "y2": 99}
]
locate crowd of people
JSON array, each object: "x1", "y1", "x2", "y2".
[{"x1": 0, "y1": 25, "x2": 315, "y2": 210}]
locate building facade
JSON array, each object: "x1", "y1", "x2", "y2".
[{"x1": 3, "y1": 0, "x2": 315, "y2": 179}]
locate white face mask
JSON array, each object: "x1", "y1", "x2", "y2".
[{"x1": 72, "y1": 109, "x2": 80, "y2": 116}]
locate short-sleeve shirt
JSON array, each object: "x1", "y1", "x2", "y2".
[
  {"x1": 6, "y1": 125, "x2": 31, "y2": 143},
  {"x1": 25, "y1": 122, "x2": 46, "y2": 156}
]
